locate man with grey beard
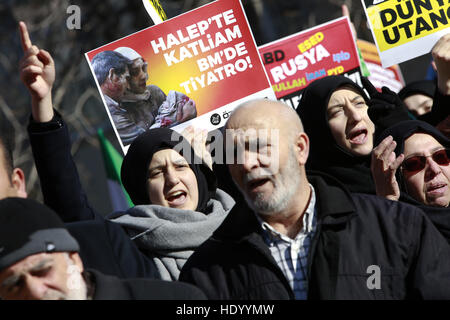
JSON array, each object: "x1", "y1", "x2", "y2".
[{"x1": 180, "y1": 99, "x2": 450, "y2": 300}]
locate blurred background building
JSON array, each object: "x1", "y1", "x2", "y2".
[{"x1": 0, "y1": 0, "x2": 433, "y2": 215}]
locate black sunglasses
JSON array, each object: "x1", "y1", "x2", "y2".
[{"x1": 402, "y1": 148, "x2": 450, "y2": 173}]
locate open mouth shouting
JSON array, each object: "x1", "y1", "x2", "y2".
[
  {"x1": 347, "y1": 127, "x2": 368, "y2": 145},
  {"x1": 165, "y1": 190, "x2": 188, "y2": 207},
  {"x1": 246, "y1": 178, "x2": 273, "y2": 195}
]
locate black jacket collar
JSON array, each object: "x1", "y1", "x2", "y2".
[
  {"x1": 88, "y1": 269, "x2": 132, "y2": 300},
  {"x1": 308, "y1": 171, "x2": 357, "y2": 224}
]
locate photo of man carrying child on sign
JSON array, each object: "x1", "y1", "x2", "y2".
[{"x1": 90, "y1": 46, "x2": 197, "y2": 147}]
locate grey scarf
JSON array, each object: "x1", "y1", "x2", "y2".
[{"x1": 108, "y1": 189, "x2": 234, "y2": 280}]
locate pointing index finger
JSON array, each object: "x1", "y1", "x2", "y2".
[
  {"x1": 342, "y1": 4, "x2": 350, "y2": 18},
  {"x1": 19, "y1": 21, "x2": 32, "y2": 52}
]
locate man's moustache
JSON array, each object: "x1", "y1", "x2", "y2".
[{"x1": 243, "y1": 169, "x2": 274, "y2": 184}]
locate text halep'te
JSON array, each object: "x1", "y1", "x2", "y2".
[{"x1": 151, "y1": 9, "x2": 237, "y2": 54}]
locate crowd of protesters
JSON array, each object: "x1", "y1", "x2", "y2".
[{"x1": 0, "y1": 15, "x2": 449, "y2": 300}]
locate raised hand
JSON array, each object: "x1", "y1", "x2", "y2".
[
  {"x1": 371, "y1": 135, "x2": 404, "y2": 201},
  {"x1": 362, "y1": 76, "x2": 410, "y2": 131},
  {"x1": 432, "y1": 33, "x2": 450, "y2": 95},
  {"x1": 342, "y1": 4, "x2": 357, "y2": 40},
  {"x1": 181, "y1": 126, "x2": 212, "y2": 170},
  {"x1": 18, "y1": 21, "x2": 55, "y2": 122}
]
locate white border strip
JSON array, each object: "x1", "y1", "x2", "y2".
[
  {"x1": 379, "y1": 28, "x2": 450, "y2": 68},
  {"x1": 142, "y1": 0, "x2": 165, "y2": 25}
]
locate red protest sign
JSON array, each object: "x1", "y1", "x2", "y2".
[
  {"x1": 259, "y1": 17, "x2": 362, "y2": 109},
  {"x1": 86, "y1": 0, "x2": 274, "y2": 152}
]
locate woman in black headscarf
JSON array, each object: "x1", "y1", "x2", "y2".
[
  {"x1": 374, "y1": 120, "x2": 450, "y2": 242},
  {"x1": 296, "y1": 75, "x2": 410, "y2": 194},
  {"x1": 108, "y1": 127, "x2": 235, "y2": 280},
  {"x1": 398, "y1": 80, "x2": 436, "y2": 117}
]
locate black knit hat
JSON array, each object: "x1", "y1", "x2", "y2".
[{"x1": 0, "y1": 198, "x2": 79, "y2": 272}]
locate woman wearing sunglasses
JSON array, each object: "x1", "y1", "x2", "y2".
[
  {"x1": 374, "y1": 120, "x2": 450, "y2": 242},
  {"x1": 296, "y1": 76, "x2": 450, "y2": 243}
]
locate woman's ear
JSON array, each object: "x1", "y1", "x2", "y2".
[
  {"x1": 295, "y1": 132, "x2": 310, "y2": 166},
  {"x1": 10, "y1": 168, "x2": 27, "y2": 198}
]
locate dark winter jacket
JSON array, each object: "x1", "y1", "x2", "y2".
[
  {"x1": 179, "y1": 172, "x2": 450, "y2": 300},
  {"x1": 27, "y1": 115, "x2": 160, "y2": 279},
  {"x1": 87, "y1": 269, "x2": 206, "y2": 300},
  {"x1": 66, "y1": 218, "x2": 160, "y2": 279}
]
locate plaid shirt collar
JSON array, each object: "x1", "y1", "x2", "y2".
[{"x1": 256, "y1": 184, "x2": 316, "y2": 243}]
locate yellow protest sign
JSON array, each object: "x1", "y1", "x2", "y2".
[{"x1": 362, "y1": 0, "x2": 450, "y2": 67}]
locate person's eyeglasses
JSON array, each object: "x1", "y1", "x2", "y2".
[{"x1": 401, "y1": 148, "x2": 450, "y2": 173}]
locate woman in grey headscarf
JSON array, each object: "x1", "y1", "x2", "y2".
[{"x1": 108, "y1": 127, "x2": 235, "y2": 280}]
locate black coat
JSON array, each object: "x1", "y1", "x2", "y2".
[
  {"x1": 398, "y1": 193, "x2": 450, "y2": 245},
  {"x1": 179, "y1": 173, "x2": 450, "y2": 299},
  {"x1": 28, "y1": 115, "x2": 159, "y2": 279},
  {"x1": 66, "y1": 218, "x2": 160, "y2": 279},
  {"x1": 88, "y1": 269, "x2": 206, "y2": 300}
]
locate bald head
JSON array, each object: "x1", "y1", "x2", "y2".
[
  {"x1": 225, "y1": 99, "x2": 311, "y2": 222},
  {"x1": 226, "y1": 99, "x2": 304, "y2": 138}
]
